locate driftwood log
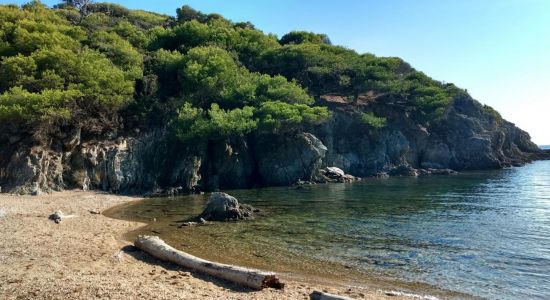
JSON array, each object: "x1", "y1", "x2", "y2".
[
  {"x1": 310, "y1": 291, "x2": 355, "y2": 300},
  {"x1": 134, "y1": 235, "x2": 284, "y2": 290}
]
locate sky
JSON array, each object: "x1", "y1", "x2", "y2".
[{"x1": 4, "y1": 0, "x2": 550, "y2": 144}]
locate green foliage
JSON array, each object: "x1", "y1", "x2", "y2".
[
  {"x1": 179, "y1": 46, "x2": 242, "y2": 107},
  {"x1": 253, "y1": 74, "x2": 313, "y2": 105},
  {"x1": 88, "y1": 31, "x2": 143, "y2": 80},
  {"x1": 149, "y1": 18, "x2": 278, "y2": 67},
  {"x1": 0, "y1": 86, "x2": 81, "y2": 122},
  {"x1": 170, "y1": 45, "x2": 323, "y2": 140},
  {"x1": 0, "y1": 3, "x2": 136, "y2": 124},
  {"x1": 360, "y1": 112, "x2": 387, "y2": 129},
  {"x1": 279, "y1": 31, "x2": 331, "y2": 45},
  {"x1": 482, "y1": 104, "x2": 503, "y2": 123},
  {"x1": 112, "y1": 20, "x2": 149, "y2": 48},
  {"x1": 0, "y1": 1, "x2": 475, "y2": 141},
  {"x1": 258, "y1": 43, "x2": 358, "y2": 96},
  {"x1": 178, "y1": 46, "x2": 313, "y2": 109},
  {"x1": 174, "y1": 103, "x2": 257, "y2": 141},
  {"x1": 87, "y1": 2, "x2": 130, "y2": 18},
  {"x1": 174, "y1": 101, "x2": 329, "y2": 141},
  {"x1": 255, "y1": 101, "x2": 329, "y2": 132},
  {"x1": 176, "y1": 5, "x2": 207, "y2": 23},
  {"x1": 126, "y1": 10, "x2": 171, "y2": 29}
]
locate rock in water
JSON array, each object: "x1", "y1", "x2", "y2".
[
  {"x1": 199, "y1": 192, "x2": 254, "y2": 221},
  {"x1": 320, "y1": 167, "x2": 357, "y2": 183}
]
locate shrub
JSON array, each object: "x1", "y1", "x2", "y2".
[{"x1": 360, "y1": 112, "x2": 387, "y2": 129}]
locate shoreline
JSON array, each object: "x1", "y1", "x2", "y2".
[{"x1": 0, "y1": 190, "x2": 420, "y2": 299}]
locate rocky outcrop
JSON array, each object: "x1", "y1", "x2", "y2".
[
  {"x1": 314, "y1": 94, "x2": 541, "y2": 177},
  {"x1": 319, "y1": 167, "x2": 357, "y2": 183},
  {"x1": 0, "y1": 94, "x2": 543, "y2": 195},
  {"x1": 0, "y1": 130, "x2": 202, "y2": 195},
  {"x1": 254, "y1": 132, "x2": 327, "y2": 186},
  {"x1": 198, "y1": 192, "x2": 254, "y2": 221}
]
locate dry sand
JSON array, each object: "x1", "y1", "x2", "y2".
[{"x1": 0, "y1": 190, "x2": 417, "y2": 299}]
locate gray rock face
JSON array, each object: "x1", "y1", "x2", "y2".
[
  {"x1": 2, "y1": 148, "x2": 65, "y2": 195},
  {"x1": 0, "y1": 130, "x2": 202, "y2": 195},
  {"x1": 198, "y1": 192, "x2": 254, "y2": 221},
  {"x1": 315, "y1": 94, "x2": 541, "y2": 176},
  {"x1": 0, "y1": 94, "x2": 542, "y2": 195},
  {"x1": 255, "y1": 132, "x2": 327, "y2": 186}
]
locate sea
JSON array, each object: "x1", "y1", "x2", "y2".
[{"x1": 107, "y1": 160, "x2": 550, "y2": 299}]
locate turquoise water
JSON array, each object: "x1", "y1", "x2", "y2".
[{"x1": 108, "y1": 160, "x2": 550, "y2": 299}]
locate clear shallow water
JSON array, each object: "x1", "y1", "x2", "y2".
[{"x1": 107, "y1": 161, "x2": 550, "y2": 299}]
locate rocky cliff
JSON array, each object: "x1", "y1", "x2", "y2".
[{"x1": 0, "y1": 94, "x2": 543, "y2": 195}]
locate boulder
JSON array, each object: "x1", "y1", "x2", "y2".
[
  {"x1": 319, "y1": 167, "x2": 357, "y2": 183},
  {"x1": 388, "y1": 165, "x2": 419, "y2": 177},
  {"x1": 198, "y1": 192, "x2": 254, "y2": 221}
]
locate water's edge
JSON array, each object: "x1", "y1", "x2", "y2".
[{"x1": 105, "y1": 161, "x2": 550, "y2": 299}]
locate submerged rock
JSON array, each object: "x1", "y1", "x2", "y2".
[
  {"x1": 198, "y1": 192, "x2": 254, "y2": 221},
  {"x1": 388, "y1": 165, "x2": 419, "y2": 177}
]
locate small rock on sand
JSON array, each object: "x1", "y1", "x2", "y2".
[{"x1": 49, "y1": 210, "x2": 64, "y2": 224}]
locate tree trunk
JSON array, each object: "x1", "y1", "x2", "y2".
[{"x1": 134, "y1": 235, "x2": 284, "y2": 290}]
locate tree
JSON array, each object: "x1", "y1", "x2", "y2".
[
  {"x1": 61, "y1": 0, "x2": 94, "y2": 22},
  {"x1": 176, "y1": 5, "x2": 207, "y2": 23},
  {"x1": 279, "y1": 31, "x2": 332, "y2": 45},
  {"x1": 173, "y1": 103, "x2": 257, "y2": 141},
  {"x1": 350, "y1": 56, "x2": 390, "y2": 103},
  {"x1": 255, "y1": 101, "x2": 329, "y2": 132},
  {"x1": 179, "y1": 46, "x2": 242, "y2": 108}
]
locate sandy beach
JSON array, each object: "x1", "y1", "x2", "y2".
[{"x1": 0, "y1": 190, "x2": 414, "y2": 300}]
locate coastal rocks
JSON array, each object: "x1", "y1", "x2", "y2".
[
  {"x1": 2, "y1": 148, "x2": 65, "y2": 195},
  {"x1": 388, "y1": 165, "x2": 419, "y2": 177},
  {"x1": 204, "y1": 137, "x2": 254, "y2": 190},
  {"x1": 423, "y1": 168, "x2": 458, "y2": 176},
  {"x1": 255, "y1": 132, "x2": 327, "y2": 186},
  {"x1": 319, "y1": 167, "x2": 357, "y2": 183},
  {"x1": 315, "y1": 93, "x2": 542, "y2": 176},
  {"x1": 167, "y1": 156, "x2": 202, "y2": 193},
  {"x1": 532, "y1": 149, "x2": 550, "y2": 161},
  {"x1": 198, "y1": 192, "x2": 255, "y2": 221},
  {"x1": 429, "y1": 95, "x2": 540, "y2": 170},
  {"x1": 386, "y1": 165, "x2": 458, "y2": 177},
  {"x1": 0, "y1": 92, "x2": 544, "y2": 195}
]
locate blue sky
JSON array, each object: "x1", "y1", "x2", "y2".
[{"x1": 5, "y1": 0, "x2": 550, "y2": 144}]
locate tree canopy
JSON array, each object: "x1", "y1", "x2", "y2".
[{"x1": 0, "y1": 1, "x2": 470, "y2": 142}]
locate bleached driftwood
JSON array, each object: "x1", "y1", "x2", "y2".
[
  {"x1": 134, "y1": 235, "x2": 284, "y2": 290},
  {"x1": 310, "y1": 290, "x2": 355, "y2": 300}
]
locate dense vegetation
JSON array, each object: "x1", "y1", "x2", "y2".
[{"x1": 0, "y1": 1, "x2": 466, "y2": 143}]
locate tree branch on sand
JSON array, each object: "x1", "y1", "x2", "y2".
[{"x1": 134, "y1": 235, "x2": 284, "y2": 290}]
